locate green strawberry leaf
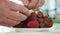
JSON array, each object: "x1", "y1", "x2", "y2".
[
  {"x1": 37, "y1": 11, "x2": 43, "y2": 18},
  {"x1": 44, "y1": 18, "x2": 49, "y2": 25}
]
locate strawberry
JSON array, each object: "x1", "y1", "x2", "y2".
[
  {"x1": 38, "y1": 18, "x2": 45, "y2": 28},
  {"x1": 13, "y1": 22, "x2": 23, "y2": 28},
  {"x1": 27, "y1": 12, "x2": 39, "y2": 28},
  {"x1": 39, "y1": 18, "x2": 44, "y2": 23},
  {"x1": 43, "y1": 16, "x2": 49, "y2": 28},
  {"x1": 43, "y1": 16, "x2": 48, "y2": 18},
  {"x1": 27, "y1": 20, "x2": 39, "y2": 28},
  {"x1": 43, "y1": 16, "x2": 49, "y2": 25},
  {"x1": 28, "y1": 12, "x2": 37, "y2": 21},
  {"x1": 44, "y1": 17, "x2": 53, "y2": 28},
  {"x1": 46, "y1": 18, "x2": 53, "y2": 28}
]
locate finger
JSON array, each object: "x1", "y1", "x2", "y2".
[
  {"x1": 6, "y1": 1, "x2": 30, "y2": 16},
  {"x1": 28, "y1": 0, "x2": 38, "y2": 9},
  {"x1": 0, "y1": 17, "x2": 20, "y2": 27},
  {"x1": 21, "y1": 0, "x2": 29, "y2": 6},
  {"x1": 1, "y1": 9, "x2": 27, "y2": 22},
  {"x1": 36, "y1": 0, "x2": 45, "y2": 8}
]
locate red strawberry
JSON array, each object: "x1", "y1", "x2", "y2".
[
  {"x1": 27, "y1": 20, "x2": 39, "y2": 28},
  {"x1": 28, "y1": 12, "x2": 37, "y2": 21},
  {"x1": 13, "y1": 23, "x2": 23, "y2": 28},
  {"x1": 44, "y1": 18, "x2": 53, "y2": 28},
  {"x1": 38, "y1": 18, "x2": 45, "y2": 28},
  {"x1": 27, "y1": 12, "x2": 39, "y2": 28},
  {"x1": 46, "y1": 18, "x2": 53, "y2": 28},
  {"x1": 39, "y1": 18, "x2": 44, "y2": 23},
  {"x1": 43, "y1": 16, "x2": 48, "y2": 18},
  {"x1": 43, "y1": 16, "x2": 49, "y2": 28}
]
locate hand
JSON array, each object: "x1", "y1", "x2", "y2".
[
  {"x1": 0, "y1": 0, "x2": 30, "y2": 27},
  {"x1": 22, "y1": 0, "x2": 45, "y2": 9}
]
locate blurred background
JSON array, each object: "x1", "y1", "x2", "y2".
[
  {"x1": 41, "y1": 0, "x2": 60, "y2": 24},
  {"x1": 0, "y1": 0, "x2": 60, "y2": 33}
]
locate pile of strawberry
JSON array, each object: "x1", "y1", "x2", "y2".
[{"x1": 13, "y1": 11, "x2": 53, "y2": 28}]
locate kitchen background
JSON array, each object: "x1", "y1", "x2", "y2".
[{"x1": 0, "y1": 0, "x2": 60, "y2": 33}]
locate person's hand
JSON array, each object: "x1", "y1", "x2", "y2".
[
  {"x1": 22, "y1": 0, "x2": 45, "y2": 9},
  {"x1": 0, "y1": 0, "x2": 30, "y2": 27}
]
